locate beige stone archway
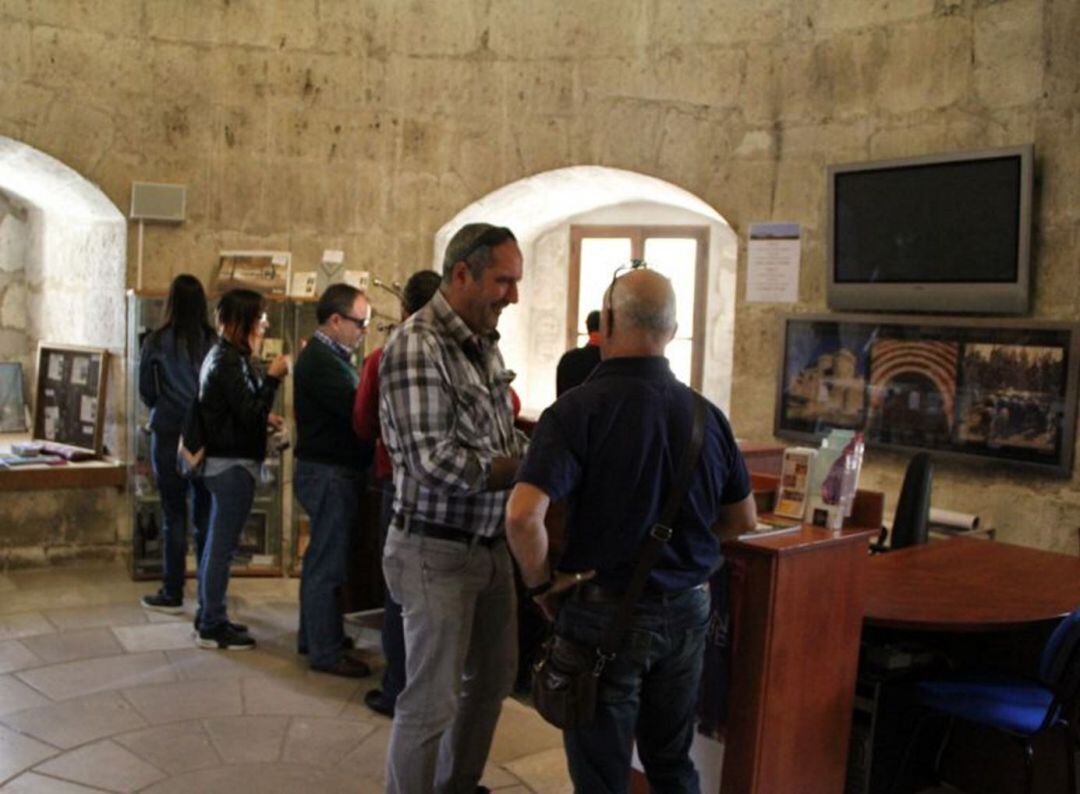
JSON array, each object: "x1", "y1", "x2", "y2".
[
  {"x1": 0, "y1": 136, "x2": 128, "y2": 568},
  {"x1": 434, "y1": 166, "x2": 738, "y2": 415},
  {"x1": 0, "y1": 135, "x2": 126, "y2": 370}
]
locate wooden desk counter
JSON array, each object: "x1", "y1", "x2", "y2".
[
  {"x1": 865, "y1": 535, "x2": 1080, "y2": 632},
  {"x1": 728, "y1": 524, "x2": 875, "y2": 554},
  {"x1": 0, "y1": 457, "x2": 126, "y2": 491},
  {"x1": 0, "y1": 433, "x2": 126, "y2": 492},
  {"x1": 720, "y1": 526, "x2": 873, "y2": 794}
]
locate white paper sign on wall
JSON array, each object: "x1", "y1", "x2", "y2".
[{"x1": 746, "y1": 222, "x2": 801, "y2": 303}]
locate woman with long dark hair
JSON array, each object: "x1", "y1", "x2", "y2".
[
  {"x1": 139, "y1": 274, "x2": 216, "y2": 614},
  {"x1": 194, "y1": 288, "x2": 289, "y2": 650}
]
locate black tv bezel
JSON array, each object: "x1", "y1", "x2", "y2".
[{"x1": 826, "y1": 145, "x2": 1033, "y2": 315}]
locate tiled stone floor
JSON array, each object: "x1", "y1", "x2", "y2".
[{"x1": 0, "y1": 564, "x2": 571, "y2": 793}]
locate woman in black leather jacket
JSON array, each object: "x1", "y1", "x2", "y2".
[
  {"x1": 195, "y1": 288, "x2": 290, "y2": 650},
  {"x1": 138, "y1": 275, "x2": 215, "y2": 616}
]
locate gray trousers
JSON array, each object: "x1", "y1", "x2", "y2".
[{"x1": 383, "y1": 529, "x2": 518, "y2": 794}]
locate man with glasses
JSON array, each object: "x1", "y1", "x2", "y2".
[
  {"x1": 380, "y1": 223, "x2": 528, "y2": 793},
  {"x1": 293, "y1": 282, "x2": 374, "y2": 677}
]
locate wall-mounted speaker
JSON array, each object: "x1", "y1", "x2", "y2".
[{"x1": 130, "y1": 182, "x2": 186, "y2": 223}]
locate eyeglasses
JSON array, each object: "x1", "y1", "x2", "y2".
[
  {"x1": 454, "y1": 226, "x2": 516, "y2": 266},
  {"x1": 339, "y1": 314, "x2": 368, "y2": 330},
  {"x1": 606, "y1": 259, "x2": 649, "y2": 333}
]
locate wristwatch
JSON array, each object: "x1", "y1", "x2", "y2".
[{"x1": 525, "y1": 578, "x2": 553, "y2": 598}]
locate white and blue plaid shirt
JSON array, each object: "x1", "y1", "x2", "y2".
[
  {"x1": 312, "y1": 329, "x2": 352, "y2": 361},
  {"x1": 379, "y1": 290, "x2": 528, "y2": 537}
]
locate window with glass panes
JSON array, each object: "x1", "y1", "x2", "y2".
[{"x1": 568, "y1": 225, "x2": 708, "y2": 388}]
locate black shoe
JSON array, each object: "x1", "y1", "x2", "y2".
[
  {"x1": 196, "y1": 623, "x2": 256, "y2": 651},
  {"x1": 363, "y1": 688, "x2": 395, "y2": 718},
  {"x1": 193, "y1": 610, "x2": 247, "y2": 634},
  {"x1": 141, "y1": 590, "x2": 183, "y2": 615},
  {"x1": 311, "y1": 656, "x2": 371, "y2": 678},
  {"x1": 297, "y1": 635, "x2": 355, "y2": 656},
  {"x1": 476, "y1": 787, "x2": 491, "y2": 793}
]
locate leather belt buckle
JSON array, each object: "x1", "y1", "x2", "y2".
[{"x1": 396, "y1": 518, "x2": 500, "y2": 548}]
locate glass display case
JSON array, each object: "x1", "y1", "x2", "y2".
[{"x1": 126, "y1": 290, "x2": 287, "y2": 580}]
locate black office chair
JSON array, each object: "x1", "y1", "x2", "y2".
[{"x1": 871, "y1": 452, "x2": 933, "y2": 553}]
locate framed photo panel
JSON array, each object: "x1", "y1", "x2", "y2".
[
  {"x1": 32, "y1": 344, "x2": 110, "y2": 456},
  {"x1": 774, "y1": 314, "x2": 1080, "y2": 476},
  {"x1": 215, "y1": 250, "x2": 291, "y2": 297}
]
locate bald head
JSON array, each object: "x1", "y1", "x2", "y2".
[
  {"x1": 601, "y1": 269, "x2": 677, "y2": 357},
  {"x1": 606, "y1": 269, "x2": 676, "y2": 333}
]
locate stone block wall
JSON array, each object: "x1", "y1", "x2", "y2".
[{"x1": 0, "y1": 0, "x2": 1078, "y2": 553}]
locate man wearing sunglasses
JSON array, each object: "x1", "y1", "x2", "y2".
[
  {"x1": 293, "y1": 282, "x2": 375, "y2": 678},
  {"x1": 380, "y1": 223, "x2": 528, "y2": 794}
]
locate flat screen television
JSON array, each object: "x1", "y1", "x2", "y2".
[{"x1": 827, "y1": 145, "x2": 1033, "y2": 314}]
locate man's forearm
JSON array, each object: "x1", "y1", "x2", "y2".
[
  {"x1": 506, "y1": 482, "x2": 552, "y2": 588},
  {"x1": 507, "y1": 513, "x2": 549, "y2": 587}
]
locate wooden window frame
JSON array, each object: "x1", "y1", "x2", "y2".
[{"x1": 568, "y1": 224, "x2": 709, "y2": 390}]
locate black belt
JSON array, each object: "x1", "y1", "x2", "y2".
[
  {"x1": 576, "y1": 581, "x2": 708, "y2": 605},
  {"x1": 393, "y1": 518, "x2": 502, "y2": 548}
]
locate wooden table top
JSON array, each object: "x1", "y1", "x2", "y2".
[
  {"x1": 728, "y1": 525, "x2": 875, "y2": 556},
  {"x1": 864, "y1": 536, "x2": 1080, "y2": 632}
]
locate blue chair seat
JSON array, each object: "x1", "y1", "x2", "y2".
[
  {"x1": 916, "y1": 676, "x2": 1056, "y2": 736},
  {"x1": 896, "y1": 607, "x2": 1080, "y2": 794}
]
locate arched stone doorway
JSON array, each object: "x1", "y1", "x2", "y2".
[
  {"x1": 0, "y1": 136, "x2": 128, "y2": 567},
  {"x1": 0, "y1": 135, "x2": 126, "y2": 447},
  {"x1": 433, "y1": 166, "x2": 737, "y2": 415}
]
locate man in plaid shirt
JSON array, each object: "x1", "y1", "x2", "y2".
[{"x1": 380, "y1": 223, "x2": 528, "y2": 794}]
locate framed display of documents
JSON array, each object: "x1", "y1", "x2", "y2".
[{"x1": 32, "y1": 344, "x2": 110, "y2": 456}]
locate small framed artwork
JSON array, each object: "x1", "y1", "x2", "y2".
[
  {"x1": 215, "y1": 250, "x2": 291, "y2": 297},
  {"x1": 775, "y1": 314, "x2": 1080, "y2": 476},
  {"x1": 33, "y1": 344, "x2": 110, "y2": 456},
  {"x1": 290, "y1": 271, "x2": 318, "y2": 298},
  {"x1": 0, "y1": 362, "x2": 27, "y2": 432}
]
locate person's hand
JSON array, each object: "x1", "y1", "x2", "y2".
[
  {"x1": 533, "y1": 569, "x2": 596, "y2": 621},
  {"x1": 267, "y1": 413, "x2": 285, "y2": 431},
  {"x1": 268, "y1": 354, "x2": 290, "y2": 379}
]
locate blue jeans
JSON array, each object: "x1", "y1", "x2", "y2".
[
  {"x1": 151, "y1": 431, "x2": 210, "y2": 599},
  {"x1": 198, "y1": 465, "x2": 255, "y2": 632},
  {"x1": 294, "y1": 460, "x2": 362, "y2": 668},
  {"x1": 377, "y1": 483, "x2": 406, "y2": 702},
  {"x1": 556, "y1": 585, "x2": 711, "y2": 794}
]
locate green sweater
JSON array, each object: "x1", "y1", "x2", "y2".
[{"x1": 293, "y1": 336, "x2": 372, "y2": 469}]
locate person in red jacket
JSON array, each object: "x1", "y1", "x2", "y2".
[{"x1": 352, "y1": 269, "x2": 442, "y2": 716}]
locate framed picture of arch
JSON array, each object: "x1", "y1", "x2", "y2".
[{"x1": 774, "y1": 315, "x2": 1080, "y2": 476}]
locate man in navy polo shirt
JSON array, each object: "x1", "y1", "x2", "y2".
[{"x1": 507, "y1": 267, "x2": 756, "y2": 794}]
